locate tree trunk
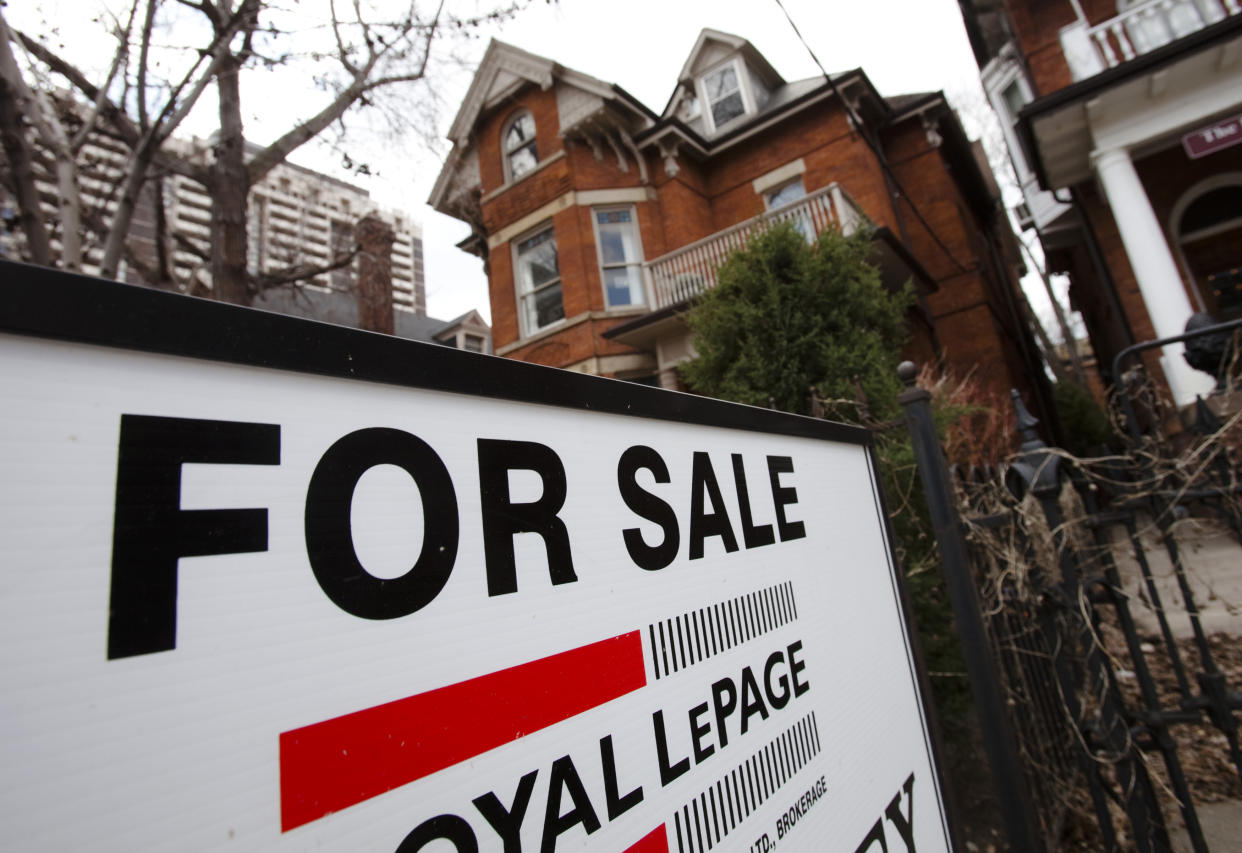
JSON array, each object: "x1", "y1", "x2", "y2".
[
  {"x1": 210, "y1": 52, "x2": 250, "y2": 305},
  {"x1": 0, "y1": 16, "x2": 51, "y2": 264}
]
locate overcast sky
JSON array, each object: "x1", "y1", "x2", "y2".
[{"x1": 11, "y1": 0, "x2": 1066, "y2": 330}]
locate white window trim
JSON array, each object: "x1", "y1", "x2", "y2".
[
  {"x1": 1168, "y1": 172, "x2": 1242, "y2": 314},
  {"x1": 982, "y1": 57, "x2": 1036, "y2": 184},
  {"x1": 697, "y1": 57, "x2": 755, "y2": 135},
  {"x1": 752, "y1": 159, "x2": 807, "y2": 196},
  {"x1": 502, "y1": 109, "x2": 538, "y2": 184},
  {"x1": 512, "y1": 223, "x2": 565, "y2": 339},
  {"x1": 591, "y1": 205, "x2": 647, "y2": 309}
]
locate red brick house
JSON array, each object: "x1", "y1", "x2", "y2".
[
  {"x1": 430, "y1": 29, "x2": 1052, "y2": 418},
  {"x1": 958, "y1": 0, "x2": 1242, "y2": 406}
]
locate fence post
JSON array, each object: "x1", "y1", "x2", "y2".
[{"x1": 896, "y1": 362, "x2": 1043, "y2": 853}]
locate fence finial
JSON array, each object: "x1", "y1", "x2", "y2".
[
  {"x1": 897, "y1": 360, "x2": 917, "y2": 389},
  {"x1": 1006, "y1": 388, "x2": 1061, "y2": 499},
  {"x1": 1010, "y1": 389, "x2": 1043, "y2": 452}
]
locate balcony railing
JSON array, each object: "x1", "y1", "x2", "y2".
[
  {"x1": 642, "y1": 183, "x2": 865, "y2": 311},
  {"x1": 1060, "y1": 0, "x2": 1238, "y2": 81}
]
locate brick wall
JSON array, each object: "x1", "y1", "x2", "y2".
[
  {"x1": 882, "y1": 113, "x2": 1048, "y2": 400},
  {"x1": 1004, "y1": 0, "x2": 1077, "y2": 95},
  {"x1": 476, "y1": 88, "x2": 564, "y2": 196},
  {"x1": 473, "y1": 77, "x2": 1043, "y2": 397}
]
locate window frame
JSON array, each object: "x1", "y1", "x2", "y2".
[
  {"x1": 512, "y1": 224, "x2": 565, "y2": 337},
  {"x1": 502, "y1": 110, "x2": 538, "y2": 183},
  {"x1": 1169, "y1": 174, "x2": 1242, "y2": 316},
  {"x1": 763, "y1": 178, "x2": 807, "y2": 211},
  {"x1": 697, "y1": 57, "x2": 754, "y2": 134},
  {"x1": 982, "y1": 59, "x2": 1036, "y2": 184},
  {"x1": 591, "y1": 205, "x2": 647, "y2": 310}
]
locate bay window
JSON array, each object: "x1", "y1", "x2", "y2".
[
  {"x1": 515, "y1": 227, "x2": 564, "y2": 334},
  {"x1": 593, "y1": 207, "x2": 645, "y2": 308}
]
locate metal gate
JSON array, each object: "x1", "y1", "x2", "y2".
[{"x1": 897, "y1": 353, "x2": 1242, "y2": 852}]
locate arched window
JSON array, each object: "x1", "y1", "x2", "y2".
[
  {"x1": 503, "y1": 111, "x2": 537, "y2": 181},
  {"x1": 1174, "y1": 178, "x2": 1242, "y2": 318}
]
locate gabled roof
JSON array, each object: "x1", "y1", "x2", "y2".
[
  {"x1": 252, "y1": 286, "x2": 480, "y2": 344},
  {"x1": 674, "y1": 28, "x2": 784, "y2": 89},
  {"x1": 433, "y1": 308, "x2": 490, "y2": 336},
  {"x1": 444, "y1": 39, "x2": 651, "y2": 149},
  {"x1": 430, "y1": 39, "x2": 655, "y2": 212}
]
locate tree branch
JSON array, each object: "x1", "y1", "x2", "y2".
[{"x1": 251, "y1": 246, "x2": 359, "y2": 293}]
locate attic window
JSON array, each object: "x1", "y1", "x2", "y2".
[
  {"x1": 504, "y1": 111, "x2": 537, "y2": 181},
  {"x1": 703, "y1": 63, "x2": 746, "y2": 129}
]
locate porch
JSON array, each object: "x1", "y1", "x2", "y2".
[
  {"x1": 609, "y1": 182, "x2": 936, "y2": 389},
  {"x1": 640, "y1": 182, "x2": 867, "y2": 312},
  {"x1": 1059, "y1": 0, "x2": 1239, "y2": 81}
]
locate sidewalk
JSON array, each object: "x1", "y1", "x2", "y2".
[
  {"x1": 1112, "y1": 517, "x2": 1241, "y2": 640},
  {"x1": 1112, "y1": 516, "x2": 1242, "y2": 851},
  {"x1": 1171, "y1": 800, "x2": 1242, "y2": 853}
]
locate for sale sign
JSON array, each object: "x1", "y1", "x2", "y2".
[{"x1": 1, "y1": 263, "x2": 952, "y2": 851}]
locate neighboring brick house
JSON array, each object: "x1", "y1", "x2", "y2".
[
  {"x1": 430, "y1": 30, "x2": 1052, "y2": 418},
  {"x1": 958, "y1": 0, "x2": 1242, "y2": 406}
]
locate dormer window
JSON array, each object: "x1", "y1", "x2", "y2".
[
  {"x1": 504, "y1": 111, "x2": 537, "y2": 181},
  {"x1": 703, "y1": 63, "x2": 746, "y2": 129}
]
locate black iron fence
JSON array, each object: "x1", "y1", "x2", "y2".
[{"x1": 897, "y1": 347, "x2": 1242, "y2": 851}]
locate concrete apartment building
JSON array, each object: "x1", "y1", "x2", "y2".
[
  {"x1": 156, "y1": 139, "x2": 427, "y2": 315},
  {"x1": 2, "y1": 119, "x2": 493, "y2": 350},
  {"x1": 429, "y1": 29, "x2": 1053, "y2": 419},
  {"x1": 958, "y1": 0, "x2": 1242, "y2": 405}
]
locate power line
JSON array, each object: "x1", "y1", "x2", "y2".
[{"x1": 771, "y1": 0, "x2": 973, "y2": 275}]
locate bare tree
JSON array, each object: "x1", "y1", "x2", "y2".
[{"x1": 1, "y1": 0, "x2": 530, "y2": 303}]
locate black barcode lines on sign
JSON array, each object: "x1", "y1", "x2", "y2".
[
  {"x1": 671, "y1": 711, "x2": 821, "y2": 853},
  {"x1": 647, "y1": 581, "x2": 798, "y2": 679}
]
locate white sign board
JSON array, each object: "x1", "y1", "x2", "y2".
[{"x1": 1, "y1": 264, "x2": 952, "y2": 852}]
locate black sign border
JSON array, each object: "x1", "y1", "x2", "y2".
[
  {"x1": 3, "y1": 260, "x2": 871, "y2": 445},
  {"x1": 1, "y1": 259, "x2": 960, "y2": 848}
]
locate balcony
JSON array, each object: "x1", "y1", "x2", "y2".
[
  {"x1": 1060, "y1": 0, "x2": 1239, "y2": 81},
  {"x1": 641, "y1": 183, "x2": 865, "y2": 311}
]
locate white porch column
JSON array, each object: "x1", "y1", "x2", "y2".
[{"x1": 1091, "y1": 147, "x2": 1214, "y2": 406}]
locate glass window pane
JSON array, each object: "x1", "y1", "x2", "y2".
[
  {"x1": 1001, "y1": 81, "x2": 1027, "y2": 123},
  {"x1": 506, "y1": 113, "x2": 534, "y2": 150},
  {"x1": 711, "y1": 91, "x2": 745, "y2": 127},
  {"x1": 604, "y1": 266, "x2": 644, "y2": 307},
  {"x1": 705, "y1": 66, "x2": 738, "y2": 100},
  {"x1": 518, "y1": 231, "x2": 558, "y2": 293},
  {"x1": 509, "y1": 143, "x2": 537, "y2": 179},
  {"x1": 531, "y1": 282, "x2": 565, "y2": 328},
  {"x1": 598, "y1": 223, "x2": 637, "y2": 265},
  {"x1": 766, "y1": 180, "x2": 806, "y2": 210}
]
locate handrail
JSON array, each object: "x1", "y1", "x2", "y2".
[
  {"x1": 1062, "y1": 0, "x2": 1236, "y2": 80},
  {"x1": 641, "y1": 183, "x2": 865, "y2": 311},
  {"x1": 1111, "y1": 315, "x2": 1242, "y2": 441}
]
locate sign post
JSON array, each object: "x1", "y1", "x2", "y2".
[{"x1": 1, "y1": 262, "x2": 953, "y2": 851}]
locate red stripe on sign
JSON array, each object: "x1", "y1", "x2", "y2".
[
  {"x1": 279, "y1": 631, "x2": 647, "y2": 831},
  {"x1": 624, "y1": 825, "x2": 670, "y2": 852}
]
